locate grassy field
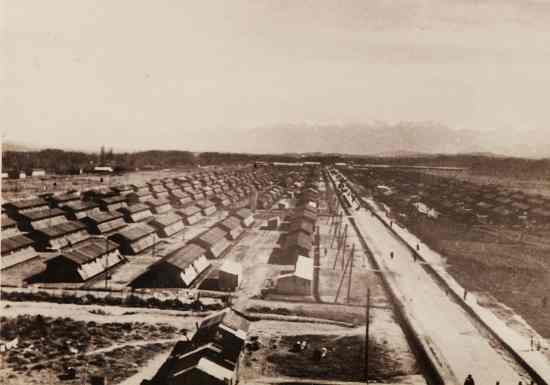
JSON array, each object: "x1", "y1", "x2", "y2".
[
  {"x1": 422, "y1": 169, "x2": 550, "y2": 198},
  {"x1": 0, "y1": 315, "x2": 180, "y2": 385}
]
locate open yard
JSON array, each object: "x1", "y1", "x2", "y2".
[{"x1": 0, "y1": 314, "x2": 181, "y2": 385}]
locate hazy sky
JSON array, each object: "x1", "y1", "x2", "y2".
[{"x1": 3, "y1": 0, "x2": 550, "y2": 152}]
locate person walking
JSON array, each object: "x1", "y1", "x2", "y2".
[
  {"x1": 463, "y1": 289, "x2": 468, "y2": 301},
  {"x1": 464, "y1": 374, "x2": 475, "y2": 385}
]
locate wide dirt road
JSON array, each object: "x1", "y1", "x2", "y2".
[{"x1": 337, "y1": 185, "x2": 527, "y2": 385}]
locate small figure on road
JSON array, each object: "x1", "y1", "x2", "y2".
[
  {"x1": 390, "y1": 221, "x2": 393, "y2": 227},
  {"x1": 390, "y1": 251, "x2": 394, "y2": 259},
  {"x1": 464, "y1": 374, "x2": 475, "y2": 385},
  {"x1": 530, "y1": 335, "x2": 534, "y2": 351},
  {"x1": 463, "y1": 289, "x2": 468, "y2": 301},
  {"x1": 416, "y1": 243, "x2": 420, "y2": 251}
]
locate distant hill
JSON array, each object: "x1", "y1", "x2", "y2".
[
  {"x1": 3, "y1": 122, "x2": 549, "y2": 158},
  {"x1": 230, "y1": 122, "x2": 550, "y2": 158}
]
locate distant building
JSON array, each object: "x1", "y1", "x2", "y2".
[
  {"x1": 177, "y1": 205, "x2": 203, "y2": 225},
  {"x1": 42, "y1": 238, "x2": 124, "y2": 282},
  {"x1": 131, "y1": 244, "x2": 210, "y2": 288},
  {"x1": 61, "y1": 200, "x2": 101, "y2": 220},
  {"x1": 1, "y1": 234, "x2": 39, "y2": 271},
  {"x1": 118, "y1": 203, "x2": 154, "y2": 223},
  {"x1": 149, "y1": 309, "x2": 249, "y2": 385},
  {"x1": 19, "y1": 208, "x2": 68, "y2": 231},
  {"x1": 217, "y1": 216, "x2": 243, "y2": 240},
  {"x1": 275, "y1": 255, "x2": 313, "y2": 296},
  {"x1": 192, "y1": 227, "x2": 231, "y2": 259},
  {"x1": 143, "y1": 198, "x2": 172, "y2": 215},
  {"x1": 218, "y1": 260, "x2": 242, "y2": 291},
  {"x1": 81, "y1": 211, "x2": 127, "y2": 235},
  {"x1": 109, "y1": 223, "x2": 158, "y2": 255},
  {"x1": 93, "y1": 166, "x2": 114, "y2": 173},
  {"x1": 232, "y1": 208, "x2": 254, "y2": 227},
  {"x1": 149, "y1": 213, "x2": 185, "y2": 238},
  {"x1": 34, "y1": 221, "x2": 90, "y2": 251},
  {"x1": 31, "y1": 169, "x2": 46, "y2": 177}
]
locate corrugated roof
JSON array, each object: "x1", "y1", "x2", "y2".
[
  {"x1": 50, "y1": 193, "x2": 80, "y2": 203},
  {"x1": 37, "y1": 221, "x2": 86, "y2": 238},
  {"x1": 151, "y1": 213, "x2": 182, "y2": 227},
  {"x1": 3, "y1": 198, "x2": 48, "y2": 210},
  {"x1": 1, "y1": 234, "x2": 35, "y2": 254},
  {"x1": 195, "y1": 200, "x2": 215, "y2": 209},
  {"x1": 86, "y1": 210, "x2": 124, "y2": 223},
  {"x1": 113, "y1": 223, "x2": 155, "y2": 241},
  {"x1": 218, "y1": 216, "x2": 242, "y2": 231},
  {"x1": 180, "y1": 205, "x2": 201, "y2": 216},
  {"x1": 197, "y1": 227, "x2": 227, "y2": 246},
  {"x1": 61, "y1": 238, "x2": 119, "y2": 265},
  {"x1": 101, "y1": 195, "x2": 127, "y2": 204},
  {"x1": 62, "y1": 200, "x2": 99, "y2": 212},
  {"x1": 123, "y1": 203, "x2": 150, "y2": 214},
  {"x1": 22, "y1": 208, "x2": 66, "y2": 221},
  {"x1": 162, "y1": 244, "x2": 206, "y2": 271},
  {"x1": 144, "y1": 198, "x2": 170, "y2": 207}
]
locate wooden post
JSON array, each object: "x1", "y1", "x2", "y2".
[
  {"x1": 365, "y1": 287, "x2": 370, "y2": 383},
  {"x1": 346, "y1": 243, "x2": 355, "y2": 304}
]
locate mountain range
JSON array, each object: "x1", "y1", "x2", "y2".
[{"x1": 3, "y1": 122, "x2": 549, "y2": 158}]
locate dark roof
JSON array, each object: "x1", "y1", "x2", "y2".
[
  {"x1": 85, "y1": 211, "x2": 124, "y2": 224},
  {"x1": 122, "y1": 203, "x2": 151, "y2": 214},
  {"x1": 3, "y1": 198, "x2": 48, "y2": 210},
  {"x1": 112, "y1": 223, "x2": 155, "y2": 242},
  {"x1": 49, "y1": 193, "x2": 81, "y2": 204},
  {"x1": 60, "y1": 238, "x2": 119, "y2": 265},
  {"x1": 1, "y1": 234, "x2": 35, "y2": 254},
  {"x1": 160, "y1": 244, "x2": 207, "y2": 270},
  {"x1": 195, "y1": 200, "x2": 215, "y2": 209},
  {"x1": 143, "y1": 198, "x2": 170, "y2": 207},
  {"x1": 61, "y1": 200, "x2": 99, "y2": 212},
  {"x1": 197, "y1": 227, "x2": 227, "y2": 246},
  {"x1": 180, "y1": 205, "x2": 201, "y2": 216},
  {"x1": 100, "y1": 195, "x2": 127, "y2": 205},
  {"x1": 111, "y1": 184, "x2": 133, "y2": 193},
  {"x1": 36, "y1": 221, "x2": 87, "y2": 238},
  {"x1": 21, "y1": 208, "x2": 66, "y2": 221},
  {"x1": 150, "y1": 213, "x2": 182, "y2": 227},
  {"x1": 218, "y1": 216, "x2": 242, "y2": 231}
]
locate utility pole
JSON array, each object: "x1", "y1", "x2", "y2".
[
  {"x1": 104, "y1": 236, "x2": 109, "y2": 290},
  {"x1": 341, "y1": 224, "x2": 348, "y2": 271},
  {"x1": 346, "y1": 243, "x2": 355, "y2": 304},
  {"x1": 365, "y1": 286, "x2": 371, "y2": 383}
]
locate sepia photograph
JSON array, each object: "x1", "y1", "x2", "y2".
[{"x1": 1, "y1": 1, "x2": 550, "y2": 385}]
